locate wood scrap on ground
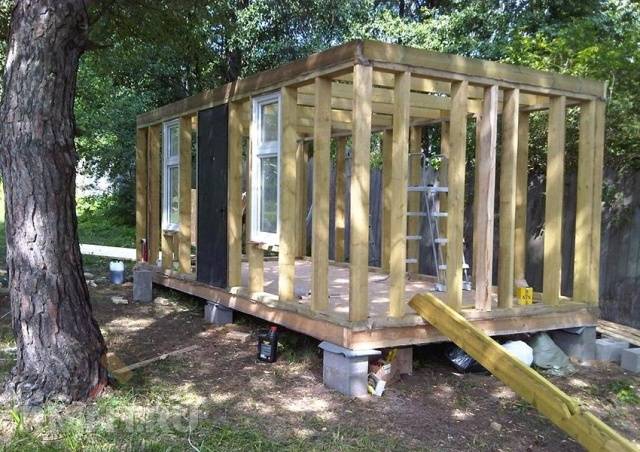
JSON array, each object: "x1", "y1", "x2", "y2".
[
  {"x1": 111, "y1": 345, "x2": 199, "y2": 377},
  {"x1": 597, "y1": 320, "x2": 640, "y2": 347}
]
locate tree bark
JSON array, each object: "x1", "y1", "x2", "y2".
[{"x1": 0, "y1": 0, "x2": 107, "y2": 405}]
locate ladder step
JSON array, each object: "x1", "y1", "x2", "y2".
[
  {"x1": 407, "y1": 235, "x2": 422, "y2": 241},
  {"x1": 438, "y1": 263, "x2": 470, "y2": 270},
  {"x1": 407, "y1": 211, "x2": 427, "y2": 217},
  {"x1": 405, "y1": 258, "x2": 418, "y2": 264},
  {"x1": 432, "y1": 212, "x2": 448, "y2": 218},
  {"x1": 434, "y1": 238, "x2": 448, "y2": 244}
]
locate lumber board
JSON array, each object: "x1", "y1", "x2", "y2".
[
  {"x1": 574, "y1": 100, "x2": 596, "y2": 303},
  {"x1": 295, "y1": 140, "x2": 309, "y2": 257},
  {"x1": 349, "y1": 63, "x2": 373, "y2": 322},
  {"x1": 311, "y1": 78, "x2": 331, "y2": 311},
  {"x1": 389, "y1": 71, "x2": 411, "y2": 318},
  {"x1": 161, "y1": 231, "x2": 175, "y2": 270},
  {"x1": 334, "y1": 137, "x2": 347, "y2": 262},
  {"x1": 597, "y1": 320, "x2": 640, "y2": 347},
  {"x1": 147, "y1": 125, "x2": 161, "y2": 265},
  {"x1": 439, "y1": 113, "x2": 449, "y2": 233},
  {"x1": 473, "y1": 85, "x2": 498, "y2": 311},
  {"x1": 381, "y1": 129, "x2": 393, "y2": 272},
  {"x1": 409, "y1": 293, "x2": 637, "y2": 452},
  {"x1": 80, "y1": 244, "x2": 136, "y2": 261},
  {"x1": 246, "y1": 102, "x2": 264, "y2": 293},
  {"x1": 178, "y1": 115, "x2": 192, "y2": 273},
  {"x1": 279, "y1": 86, "x2": 298, "y2": 302},
  {"x1": 498, "y1": 89, "x2": 519, "y2": 309},
  {"x1": 514, "y1": 111, "x2": 530, "y2": 281},
  {"x1": 446, "y1": 80, "x2": 468, "y2": 311},
  {"x1": 113, "y1": 345, "x2": 199, "y2": 375},
  {"x1": 590, "y1": 100, "x2": 606, "y2": 303},
  {"x1": 227, "y1": 101, "x2": 244, "y2": 286},
  {"x1": 407, "y1": 126, "x2": 422, "y2": 273},
  {"x1": 135, "y1": 127, "x2": 148, "y2": 261},
  {"x1": 543, "y1": 96, "x2": 566, "y2": 305}
]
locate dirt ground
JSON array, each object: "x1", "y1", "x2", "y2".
[{"x1": 1, "y1": 270, "x2": 639, "y2": 450}]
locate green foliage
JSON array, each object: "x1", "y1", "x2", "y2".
[
  {"x1": 76, "y1": 195, "x2": 135, "y2": 248},
  {"x1": 607, "y1": 380, "x2": 640, "y2": 405}
]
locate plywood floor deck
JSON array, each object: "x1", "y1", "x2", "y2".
[{"x1": 241, "y1": 259, "x2": 483, "y2": 321}]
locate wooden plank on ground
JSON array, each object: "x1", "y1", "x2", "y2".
[
  {"x1": 335, "y1": 137, "x2": 347, "y2": 262},
  {"x1": 113, "y1": 345, "x2": 199, "y2": 375},
  {"x1": 498, "y1": 88, "x2": 519, "y2": 309},
  {"x1": 543, "y1": 96, "x2": 566, "y2": 305},
  {"x1": 148, "y1": 125, "x2": 161, "y2": 265},
  {"x1": 574, "y1": 100, "x2": 596, "y2": 303},
  {"x1": 514, "y1": 111, "x2": 530, "y2": 281},
  {"x1": 278, "y1": 86, "x2": 298, "y2": 302},
  {"x1": 446, "y1": 80, "x2": 468, "y2": 311},
  {"x1": 349, "y1": 63, "x2": 373, "y2": 322},
  {"x1": 228, "y1": 102, "x2": 244, "y2": 286},
  {"x1": 135, "y1": 127, "x2": 148, "y2": 261},
  {"x1": 473, "y1": 85, "x2": 498, "y2": 311},
  {"x1": 295, "y1": 140, "x2": 308, "y2": 257},
  {"x1": 382, "y1": 129, "x2": 392, "y2": 272},
  {"x1": 389, "y1": 71, "x2": 411, "y2": 318},
  {"x1": 409, "y1": 293, "x2": 637, "y2": 452},
  {"x1": 597, "y1": 320, "x2": 640, "y2": 346},
  {"x1": 311, "y1": 77, "x2": 331, "y2": 311},
  {"x1": 407, "y1": 126, "x2": 422, "y2": 273},
  {"x1": 179, "y1": 115, "x2": 192, "y2": 273}
]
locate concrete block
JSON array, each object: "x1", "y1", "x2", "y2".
[
  {"x1": 319, "y1": 341, "x2": 381, "y2": 397},
  {"x1": 204, "y1": 302, "x2": 233, "y2": 325},
  {"x1": 549, "y1": 326, "x2": 596, "y2": 363},
  {"x1": 133, "y1": 267, "x2": 153, "y2": 303},
  {"x1": 391, "y1": 347, "x2": 413, "y2": 376},
  {"x1": 621, "y1": 348, "x2": 640, "y2": 373},
  {"x1": 595, "y1": 337, "x2": 630, "y2": 363}
]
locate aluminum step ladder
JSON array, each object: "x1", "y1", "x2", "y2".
[{"x1": 405, "y1": 152, "x2": 471, "y2": 292}]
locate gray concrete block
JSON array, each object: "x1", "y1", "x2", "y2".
[
  {"x1": 319, "y1": 341, "x2": 381, "y2": 397},
  {"x1": 204, "y1": 302, "x2": 233, "y2": 325},
  {"x1": 549, "y1": 326, "x2": 596, "y2": 363},
  {"x1": 133, "y1": 267, "x2": 153, "y2": 303},
  {"x1": 621, "y1": 348, "x2": 640, "y2": 373},
  {"x1": 595, "y1": 337, "x2": 630, "y2": 363}
]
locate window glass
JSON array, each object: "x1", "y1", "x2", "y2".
[
  {"x1": 169, "y1": 124, "x2": 179, "y2": 157},
  {"x1": 169, "y1": 165, "x2": 179, "y2": 225},
  {"x1": 259, "y1": 156, "x2": 278, "y2": 234},
  {"x1": 261, "y1": 102, "x2": 278, "y2": 144}
]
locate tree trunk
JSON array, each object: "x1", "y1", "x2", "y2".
[{"x1": 0, "y1": 0, "x2": 107, "y2": 405}]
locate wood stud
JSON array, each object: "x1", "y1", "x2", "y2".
[
  {"x1": 334, "y1": 137, "x2": 347, "y2": 262},
  {"x1": 228, "y1": 102, "x2": 244, "y2": 286},
  {"x1": 178, "y1": 115, "x2": 192, "y2": 273},
  {"x1": 135, "y1": 128, "x2": 148, "y2": 261},
  {"x1": 514, "y1": 111, "x2": 530, "y2": 282},
  {"x1": 147, "y1": 125, "x2": 161, "y2": 266}
]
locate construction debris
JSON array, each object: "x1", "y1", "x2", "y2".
[
  {"x1": 112, "y1": 345, "x2": 199, "y2": 375},
  {"x1": 111, "y1": 296, "x2": 129, "y2": 305},
  {"x1": 226, "y1": 330, "x2": 251, "y2": 343}
]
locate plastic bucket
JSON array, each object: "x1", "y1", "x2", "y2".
[{"x1": 110, "y1": 260, "x2": 125, "y2": 285}]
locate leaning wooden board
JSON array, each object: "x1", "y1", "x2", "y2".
[{"x1": 409, "y1": 293, "x2": 638, "y2": 452}]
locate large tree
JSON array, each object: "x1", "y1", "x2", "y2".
[{"x1": 0, "y1": 0, "x2": 107, "y2": 405}]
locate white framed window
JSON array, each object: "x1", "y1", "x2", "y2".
[
  {"x1": 163, "y1": 119, "x2": 180, "y2": 232},
  {"x1": 250, "y1": 92, "x2": 281, "y2": 245}
]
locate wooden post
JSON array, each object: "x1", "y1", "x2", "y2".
[
  {"x1": 178, "y1": 115, "x2": 192, "y2": 273},
  {"x1": 247, "y1": 98, "x2": 264, "y2": 293},
  {"x1": 228, "y1": 102, "x2": 244, "y2": 286},
  {"x1": 349, "y1": 63, "x2": 373, "y2": 322},
  {"x1": 279, "y1": 86, "x2": 298, "y2": 302},
  {"x1": 161, "y1": 232, "x2": 174, "y2": 270},
  {"x1": 514, "y1": 111, "x2": 530, "y2": 282},
  {"x1": 407, "y1": 126, "x2": 422, "y2": 273},
  {"x1": 473, "y1": 85, "x2": 498, "y2": 311},
  {"x1": 334, "y1": 137, "x2": 347, "y2": 262},
  {"x1": 589, "y1": 100, "x2": 606, "y2": 304},
  {"x1": 446, "y1": 80, "x2": 468, "y2": 311},
  {"x1": 135, "y1": 127, "x2": 148, "y2": 261},
  {"x1": 439, "y1": 115, "x2": 449, "y2": 234},
  {"x1": 147, "y1": 125, "x2": 161, "y2": 266},
  {"x1": 389, "y1": 71, "x2": 411, "y2": 318},
  {"x1": 498, "y1": 88, "x2": 519, "y2": 309},
  {"x1": 381, "y1": 129, "x2": 393, "y2": 272},
  {"x1": 542, "y1": 96, "x2": 566, "y2": 305},
  {"x1": 295, "y1": 140, "x2": 308, "y2": 257},
  {"x1": 574, "y1": 100, "x2": 597, "y2": 303},
  {"x1": 311, "y1": 77, "x2": 331, "y2": 311}
]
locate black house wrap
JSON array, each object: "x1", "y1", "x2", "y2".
[{"x1": 197, "y1": 104, "x2": 229, "y2": 287}]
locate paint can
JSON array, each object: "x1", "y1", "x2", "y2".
[
  {"x1": 257, "y1": 326, "x2": 279, "y2": 363},
  {"x1": 110, "y1": 260, "x2": 125, "y2": 285}
]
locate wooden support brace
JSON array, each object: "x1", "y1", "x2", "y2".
[
  {"x1": 178, "y1": 115, "x2": 192, "y2": 273},
  {"x1": 147, "y1": 125, "x2": 161, "y2": 265},
  {"x1": 498, "y1": 88, "x2": 519, "y2": 309},
  {"x1": 589, "y1": 100, "x2": 606, "y2": 304},
  {"x1": 135, "y1": 127, "x2": 148, "y2": 261},
  {"x1": 311, "y1": 77, "x2": 332, "y2": 311},
  {"x1": 382, "y1": 129, "x2": 393, "y2": 272},
  {"x1": 279, "y1": 86, "x2": 298, "y2": 302},
  {"x1": 542, "y1": 96, "x2": 566, "y2": 305},
  {"x1": 349, "y1": 63, "x2": 373, "y2": 322},
  {"x1": 334, "y1": 137, "x2": 347, "y2": 262},
  {"x1": 389, "y1": 71, "x2": 411, "y2": 318},
  {"x1": 407, "y1": 126, "x2": 422, "y2": 274},
  {"x1": 514, "y1": 111, "x2": 530, "y2": 281},
  {"x1": 295, "y1": 140, "x2": 308, "y2": 257},
  {"x1": 446, "y1": 80, "x2": 468, "y2": 311},
  {"x1": 473, "y1": 85, "x2": 498, "y2": 311},
  {"x1": 228, "y1": 102, "x2": 244, "y2": 286}
]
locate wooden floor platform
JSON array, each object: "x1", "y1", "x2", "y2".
[{"x1": 152, "y1": 260, "x2": 598, "y2": 350}]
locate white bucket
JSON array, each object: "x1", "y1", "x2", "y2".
[{"x1": 109, "y1": 260, "x2": 125, "y2": 285}]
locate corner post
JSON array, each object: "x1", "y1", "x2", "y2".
[
  {"x1": 135, "y1": 127, "x2": 148, "y2": 261},
  {"x1": 514, "y1": 111, "x2": 530, "y2": 282},
  {"x1": 228, "y1": 101, "x2": 244, "y2": 287},
  {"x1": 147, "y1": 125, "x2": 161, "y2": 266}
]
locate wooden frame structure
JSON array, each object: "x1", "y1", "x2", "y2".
[{"x1": 136, "y1": 40, "x2": 606, "y2": 350}]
